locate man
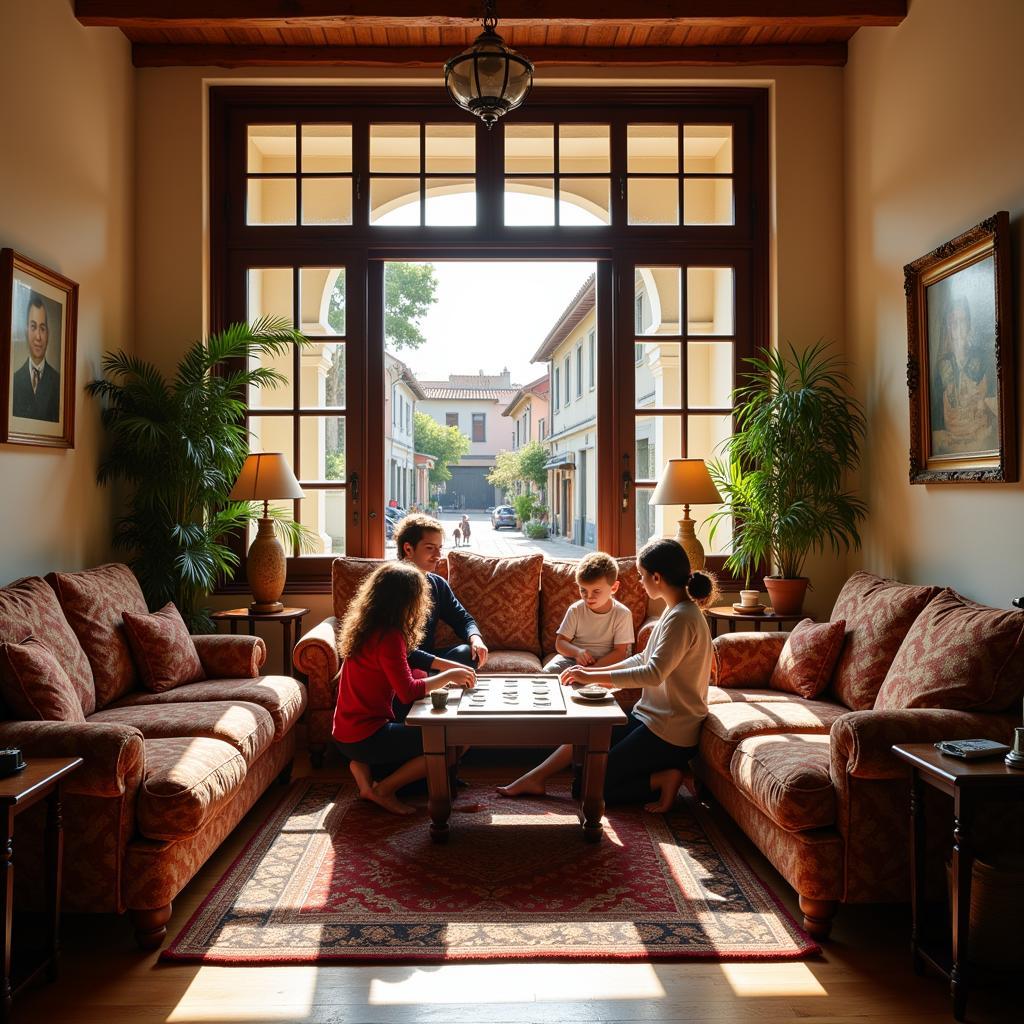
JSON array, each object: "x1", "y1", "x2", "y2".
[
  {"x1": 12, "y1": 292, "x2": 60, "y2": 422},
  {"x1": 393, "y1": 513, "x2": 489, "y2": 673}
]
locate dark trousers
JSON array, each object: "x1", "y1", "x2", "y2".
[{"x1": 393, "y1": 645, "x2": 474, "y2": 721}]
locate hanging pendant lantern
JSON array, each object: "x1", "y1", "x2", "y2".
[{"x1": 444, "y1": 1, "x2": 534, "y2": 128}]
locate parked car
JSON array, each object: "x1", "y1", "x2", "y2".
[{"x1": 490, "y1": 505, "x2": 517, "y2": 530}]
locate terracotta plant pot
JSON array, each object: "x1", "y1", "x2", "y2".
[{"x1": 764, "y1": 577, "x2": 809, "y2": 616}]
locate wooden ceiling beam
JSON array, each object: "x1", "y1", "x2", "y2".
[
  {"x1": 131, "y1": 43, "x2": 847, "y2": 68},
  {"x1": 77, "y1": 2, "x2": 907, "y2": 30}
]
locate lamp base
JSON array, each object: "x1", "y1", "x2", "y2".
[
  {"x1": 673, "y1": 514, "x2": 706, "y2": 571},
  {"x1": 249, "y1": 600, "x2": 284, "y2": 615},
  {"x1": 246, "y1": 518, "x2": 287, "y2": 614}
]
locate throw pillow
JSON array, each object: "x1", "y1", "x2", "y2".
[
  {"x1": 0, "y1": 636, "x2": 86, "y2": 722},
  {"x1": 769, "y1": 618, "x2": 847, "y2": 700},
  {"x1": 875, "y1": 589, "x2": 1024, "y2": 713},
  {"x1": 123, "y1": 603, "x2": 205, "y2": 693}
]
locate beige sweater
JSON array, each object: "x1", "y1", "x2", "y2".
[{"x1": 605, "y1": 600, "x2": 712, "y2": 747}]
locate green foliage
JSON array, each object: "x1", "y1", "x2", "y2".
[
  {"x1": 707, "y1": 341, "x2": 868, "y2": 582},
  {"x1": 523, "y1": 519, "x2": 550, "y2": 540},
  {"x1": 414, "y1": 411, "x2": 470, "y2": 484},
  {"x1": 513, "y1": 493, "x2": 538, "y2": 523},
  {"x1": 517, "y1": 441, "x2": 549, "y2": 491},
  {"x1": 486, "y1": 449, "x2": 522, "y2": 496},
  {"x1": 384, "y1": 263, "x2": 438, "y2": 350},
  {"x1": 87, "y1": 317, "x2": 317, "y2": 631}
]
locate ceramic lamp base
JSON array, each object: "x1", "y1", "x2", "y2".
[
  {"x1": 249, "y1": 600, "x2": 284, "y2": 614},
  {"x1": 673, "y1": 514, "x2": 706, "y2": 571},
  {"x1": 246, "y1": 518, "x2": 287, "y2": 613}
]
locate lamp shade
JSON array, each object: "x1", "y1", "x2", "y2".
[
  {"x1": 650, "y1": 459, "x2": 722, "y2": 507},
  {"x1": 228, "y1": 453, "x2": 303, "y2": 502}
]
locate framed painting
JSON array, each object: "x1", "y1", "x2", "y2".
[
  {"x1": 0, "y1": 249, "x2": 78, "y2": 449},
  {"x1": 904, "y1": 211, "x2": 1016, "y2": 483}
]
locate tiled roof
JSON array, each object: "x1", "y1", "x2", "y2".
[{"x1": 420, "y1": 386, "x2": 519, "y2": 400}]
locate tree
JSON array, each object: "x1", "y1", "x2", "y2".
[
  {"x1": 517, "y1": 441, "x2": 549, "y2": 493},
  {"x1": 385, "y1": 263, "x2": 438, "y2": 350},
  {"x1": 414, "y1": 412, "x2": 470, "y2": 485},
  {"x1": 486, "y1": 449, "x2": 522, "y2": 496}
]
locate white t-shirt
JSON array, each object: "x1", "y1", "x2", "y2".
[{"x1": 556, "y1": 599, "x2": 634, "y2": 659}]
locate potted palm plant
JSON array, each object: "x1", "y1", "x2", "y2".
[
  {"x1": 88, "y1": 317, "x2": 316, "y2": 631},
  {"x1": 707, "y1": 342, "x2": 867, "y2": 616}
]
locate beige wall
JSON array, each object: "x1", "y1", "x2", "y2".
[
  {"x1": 0, "y1": 0, "x2": 133, "y2": 583},
  {"x1": 845, "y1": 0, "x2": 1024, "y2": 607}
]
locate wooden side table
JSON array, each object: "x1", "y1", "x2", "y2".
[
  {"x1": 892, "y1": 743, "x2": 1024, "y2": 1021},
  {"x1": 704, "y1": 605, "x2": 808, "y2": 638},
  {"x1": 0, "y1": 756, "x2": 82, "y2": 1021},
  {"x1": 211, "y1": 607, "x2": 309, "y2": 676}
]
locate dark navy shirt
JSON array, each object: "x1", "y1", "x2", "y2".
[{"x1": 408, "y1": 572, "x2": 480, "y2": 671}]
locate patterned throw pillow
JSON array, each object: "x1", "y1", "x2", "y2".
[
  {"x1": 122, "y1": 603, "x2": 205, "y2": 693},
  {"x1": 769, "y1": 619, "x2": 846, "y2": 699},
  {"x1": 331, "y1": 557, "x2": 386, "y2": 619},
  {"x1": 875, "y1": 589, "x2": 1024, "y2": 713},
  {"x1": 712, "y1": 631, "x2": 789, "y2": 689},
  {"x1": 0, "y1": 636, "x2": 86, "y2": 722},
  {"x1": 446, "y1": 551, "x2": 544, "y2": 656}
]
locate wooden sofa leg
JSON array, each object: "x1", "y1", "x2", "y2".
[
  {"x1": 309, "y1": 745, "x2": 326, "y2": 769},
  {"x1": 798, "y1": 896, "x2": 837, "y2": 939},
  {"x1": 132, "y1": 903, "x2": 173, "y2": 950},
  {"x1": 278, "y1": 761, "x2": 294, "y2": 785}
]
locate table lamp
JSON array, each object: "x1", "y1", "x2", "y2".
[
  {"x1": 649, "y1": 459, "x2": 722, "y2": 571},
  {"x1": 228, "y1": 452, "x2": 304, "y2": 613}
]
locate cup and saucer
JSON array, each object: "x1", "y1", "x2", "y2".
[{"x1": 573, "y1": 684, "x2": 613, "y2": 703}]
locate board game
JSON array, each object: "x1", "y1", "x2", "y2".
[{"x1": 457, "y1": 675, "x2": 567, "y2": 715}]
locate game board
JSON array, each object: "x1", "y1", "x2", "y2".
[{"x1": 457, "y1": 675, "x2": 567, "y2": 715}]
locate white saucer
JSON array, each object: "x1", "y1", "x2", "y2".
[{"x1": 573, "y1": 688, "x2": 613, "y2": 702}]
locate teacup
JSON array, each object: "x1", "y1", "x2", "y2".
[
  {"x1": 430, "y1": 689, "x2": 450, "y2": 711},
  {"x1": 739, "y1": 589, "x2": 761, "y2": 608}
]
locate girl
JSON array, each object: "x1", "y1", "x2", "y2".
[
  {"x1": 498, "y1": 538, "x2": 715, "y2": 812},
  {"x1": 334, "y1": 561, "x2": 475, "y2": 815}
]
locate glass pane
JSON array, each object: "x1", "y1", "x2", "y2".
[
  {"x1": 559, "y1": 124, "x2": 610, "y2": 173},
  {"x1": 298, "y1": 487, "x2": 346, "y2": 556},
  {"x1": 687, "y1": 267, "x2": 734, "y2": 335},
  {"x1": 628, "y1": 178, "x2": 678, "y2": 226},
  {"x1": 296, "y1": 340, "x2": 345, "y2": 410},
  {"x1": 505, "y1": 179, "x2": 554, "y2": 226},
  {"x1": 425, "y1": 124, "x2": 475, "y2": 173},
  {"x1": 299, "y1": 267, "x2": 345, "y2": 337},
  {"x1": 247, "y1": 417, "x2": 294, "y2": 467},
  {"x1": 301, "y1": 124, "x2": 352, "y2": 172},
  {"x1": 635, "y1": 486, "x2": 657, "y2": 551},
  {"x1": 246, "y1": 178, "x2": 296, "y2": 226},
  {"x1": 687, "y1": 413, "x2": 732, "y2": 462},
  {"x1": 370, "y1": 178, "x2": 421, "y2": 225},
  {"x1": 299, "y1": 416, "x2": 346, "y2": 482},
  {"x1": 504, "y1": 124, "x2": 554, "y2": 174},
  {"x1": 301, "y1": 177, "x2": 352, "y2": 226},
  {"x1": 688, "y1": 342, "x2": 733, "y2": 409},
  {"x1": 425, "y1": 179, "x2": 476, "y2": 226},
  {"x1": 683, "y1": 125, "x2": 733, "y2": 173},
  {"x1": 370, "y1": 124, "x2": 420, "y2": 173},
  {"x1": 692, "y1": 500, "x2": 731, "y2": 557},
  {"x1": 248, "y1": 268, "x2": 294, "y2": 407},
  {"x1": 684, "y1": 178, "x2": 734, "y2": 226},
  {"x1": 635, "y1": 414, "x2": 682, "y2": 484},
  {"x1": 559, "y1": 178, "x2": 610, "y2": 225},
  {"x1": 634, "y1": 267, "x2": 682, "y2": 335},
  {"x1": 247, "y1": 125, "x2": 295, "y2": 173},
  {"x1": 627, "y1": 124, "x2": 678, "y2": 174},
  {"x1": 634, "y1": 342, "x2": 682, "y2": 410}
]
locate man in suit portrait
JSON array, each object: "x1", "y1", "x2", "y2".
[{"x1": 12, "y1": 291, "x2": 60, "y2": 422}]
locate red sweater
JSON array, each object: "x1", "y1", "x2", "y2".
[{"x1": 332, "y1": 629, "x2": 428, "y2": 743}]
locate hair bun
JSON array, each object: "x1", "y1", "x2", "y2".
[{"x1": 685, "y1": 569, "x2": 717, "y2": 605}]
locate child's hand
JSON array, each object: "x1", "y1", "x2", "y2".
[
  {"x1": 444, "y1": 666, "x2": 476, "y2": 690},
  {"x1": 577, "y1": 649, "x2": 595, "y2": 666},
  {"x1": 559, "y1": 665, "x2": 587, "y2": 686}
]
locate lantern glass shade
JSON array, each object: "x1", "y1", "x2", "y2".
[{"x1": 445, "y1": 28, "x2": 533, "y2": 127}]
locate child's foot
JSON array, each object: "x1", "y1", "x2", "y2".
[
  {"x1": 365, "y1": 784, "x2": 417, "y2": 816},
  {"x1": 453, "y1": 799, "x2": 484, "y2": 813},
  {"x1": 644, "y1": 768, "x2": 686, "y2": 813},
  {"x1": 348, "y1": 760, "x2": 374, "y2": 798},
  {"x1": 496, "y1": 777, "x2": 547, "y2": 798}
]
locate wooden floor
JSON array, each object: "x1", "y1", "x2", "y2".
[{"x1": 14, "y1": 752, "x2": 1014, "y2": 1024}]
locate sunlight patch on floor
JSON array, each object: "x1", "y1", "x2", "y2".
[
  {"x1": 168, "y1": 963, "x2": 319, "y2": 1020},
  {"x1": 717, "y1": 961, "x2": 827, "y2": 997}
]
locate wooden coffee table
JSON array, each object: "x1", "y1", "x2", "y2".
[{"x1": 406, "y1": 674, "x2": 626, "y2": 844}]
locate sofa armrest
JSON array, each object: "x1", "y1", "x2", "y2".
[
  {"x1": 294, "y1": 617, "x2": 341, "y2": 683},
  {"x1": 830, "y1": 708, "x2": 1016, "y2": 782},
  {"x1": 635, "y1": 616, "x2": 661, "y2": 654},
  {"x1": 711, "y1": 631, "x2": 790, "y2": 688},
  {"x1": 0, "y1": 720, "x2": 145, "y2": 798},
  {"x1": 192, "y1": 633, "x2": 267, "y2": 679}
]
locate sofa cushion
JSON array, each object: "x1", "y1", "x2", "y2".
[
  {"x1": 483, "y1": 650, "x2": 544, "y2": 674},
  {"x1": 89, "y1": 700, "x2": 275, "y2": 766},
  {"x1": 770, "y1": 619, "x2": 846, "y2": 700},
  {"x1": 110, "y1": 675, "x2": 306, "y2": 739},
  {"x1": 708, "y1": 686, "x2": 797, "y2": 705},
  {"x1": 875, "y1": 590, "x2": 1024, "y2": 713},
  {"x1": 711, "y1": 632, "x2": 789, "y2": 689},
  {"x1": 136, "y1": 736, "x2": 246, "y2": 841},
  {"x1": 122, "y1": 603, "x2": 205, "y2": 693},
  {"x1": 46, "y1": 563, "x2": 148, "y2": 708},
  {"x1": 730, "y1": 734, "x2": 836, "y2": 832},
  {"x1": 332, "y1": 557, "x2": 384, "y2": 619},
  {"x1": 829, "y1": 571, "x2": 939, "y2": 710},
  {"x1": 539, "y1": 558, "x2": 648, "y2": 660},
  {"x1": 699, "y1": 697, "x2": 845, "y2": 774},
  {"x1": 0, "y1": 637, "x2": 86, "y2": 722},
  {"x1": 445, "y1": 551, "x2": 543, "y2": 656},
  {"x1": 0, "y1": 576, "x2": 96, "y2": 715}
]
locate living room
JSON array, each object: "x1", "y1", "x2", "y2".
[{"x1": 1, "y1": 2, "x2": 1022, "y2": 1022}]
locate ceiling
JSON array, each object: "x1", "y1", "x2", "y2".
[{"x1": 75, "y1": 2, "x2": 907, "y2": 69}]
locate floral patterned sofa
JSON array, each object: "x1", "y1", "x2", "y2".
[
  {"x1": 0, "y1": 564, "x2": 306, "y2": 948},
  {"x1": 694, "y1": 571, "x2": 1023, "y2": 939},
  {"x1": 294, "y1": 550, "x2": 657, "y2": 766}
]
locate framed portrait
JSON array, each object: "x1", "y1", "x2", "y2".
[
  {"x1": 904, "y1": 211, "x2": 1016, "y2": 483},
  {"x1": 0, "y1": 249, "x2": 78, "y2": 449}
]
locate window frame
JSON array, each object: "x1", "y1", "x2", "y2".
[{"x1": 472, "y1": 412, "x2": 486, "y2": 443}]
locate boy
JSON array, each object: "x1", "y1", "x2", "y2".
[{"x1": 544, "y1": 552, "x2": 634, "y2": 673}]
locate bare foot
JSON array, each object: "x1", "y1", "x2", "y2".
[
  {"x1": 496, "y1": 777, "x2": 548, "y2": 798},
  {"x1": 363, "y1": 784, "x2": 417, "y2": 816},
  {"x1": 348, "y1": 760, "x2": 374, "y2": 798},
  {"x1": 453, "y1": 800, "x2": 485, "y2": 813},
  {"x1": 644, "y1": 768, "x2": 686, "y2": 813}
]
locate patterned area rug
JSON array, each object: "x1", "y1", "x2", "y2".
[{"x1": 163, "y1": 775, "x2": 819, "y2": 964}]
